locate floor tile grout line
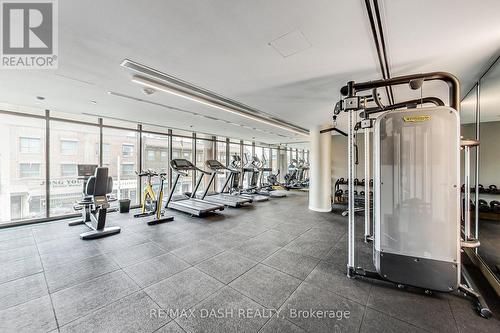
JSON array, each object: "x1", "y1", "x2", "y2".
[
  {"x1": 55, "y1": 246, "x2": 187, "y2": 330},
  {"x1": 55, "y1": 260, "x2": 197, "y2": 330},
  {"x1": 48, "y1": 265, "x2": 123, "y2": 295},
  {"x1": 446, "y1": 296, "x2": 461, "y2": 333},
  {"x1": 31, "y1": 228, "x2": 60, "y2": 331},
  {"x1": 0, "y1": 269, "x2": 45, "y2": 287},
  {"x1": 267, "y1": 249, "x2": 368, "y2": 333},
  {"x1": 362, "y1": 305, "x2": 434, "y2": 333}
]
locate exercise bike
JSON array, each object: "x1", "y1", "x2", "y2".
[{"x1": 135, "y1": 170, "x2": 174, "y2": 225}]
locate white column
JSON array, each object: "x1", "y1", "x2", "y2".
[{"x1": 309, "y1": 125, "x2": 332, "y2": 212}]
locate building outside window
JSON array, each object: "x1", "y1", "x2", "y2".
[
  {"x1": 142, "y1": 133, "x2": 169, "y2": 195},
  {"x1": 61, "y1": 164, "x2": 77, "y2": 177},
  {"x1": 146, "y1": 149, "x2": 155, "y2": 161},
  {"x1": 19, "y1": 163, "x2": 40, "y2": 178},
  {"x1": 19, "y1": 137, "x2": 41, "y2": 153},
  {"x1": 103, "y1": 128, "x2": 138, "y2": 204},
  {"x1": 160, "y1": 151, "x2": 168, "y2": 162},
  {"x1": 60, "y1": 139, "x2": 78, "y2": 155},
  {"x1": 172, "y1": 136, "x2": 193, "y2": 194},
  {"x1": 195, "y1": 139, "x2": 214, "y2": 193},
  {"x1": 49, "y1": 121, "x2": 100, "y2": 217},
  {"x1": 122, "y1": 144, "x2": 134, "y2": 157},
  {"x1": 216, "y1": 141, "x2": 228, "y2": 191},
  {"x1": 121, "y1": 163, "x2": 135, "y2": 176}
]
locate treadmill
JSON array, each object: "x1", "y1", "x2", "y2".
[
  {"x1": 199, "y1": 160, "x2": 253, "y2": 207},
  {"x1": 166, "y1": 159, "x2": 224, "y2": 216}
]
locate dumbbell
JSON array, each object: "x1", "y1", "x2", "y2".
[
  {"x1": 478, "y1": 184, "x2": 485, "y2": 193},
  {"x1": 360, "y1": 191, "x2": 365, "y2": 196},
  {"x1": 489, "y1": 185, "x2": 497, "y2": 194},
  {"x1": 490, "y1": 200, "x2": 500, "y2": 213},
  {"x1": 369, "y1": 179, "x2": 373, "y2": 186},
  {"x1": 335, "y1": 189, "x2": 343, "y2": 197},
  {"x1": 478, "y1": 199, "x2": 490, "y2": 212},
  {"x1": 354, "y1": 178, "x2": 359, "y2": 185}
]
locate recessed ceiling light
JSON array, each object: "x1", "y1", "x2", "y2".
[
  {"x1": 36, "y1": 96, "x2": 45, "y2": 100},
  {"x1": 91, "y1": 100, "x2": 97, "y2": 104}
]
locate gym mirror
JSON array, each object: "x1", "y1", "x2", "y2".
[{"x1": 477, "y1": 57, "x2": 500, "y2": 281}]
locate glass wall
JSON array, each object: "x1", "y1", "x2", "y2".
[
  {"x1": 262, "y1": 147, "x2": 270, "y2": 168},
  {"x1": 254, "y1": 146, "x2": 263, "y2": 165},
  {"x1": 195, "y1": 138, "x2": 214, "y2": 193},
  {"x1": 171, "y1": 136, "x2": 193, "y2": 194},
  {"x1": 0, "y1": 109, "x2": 292, "y2": 227},
  {"x1": 102, "y1": 128, "x2": 139, "y2": 205},
  {"x1": 243, "y1": 142, "x2": 253, "y2": 166},
  {"x1": 229, "y1": 142, "x2": 241, "y2": 168},
  {"x1": 216, "y1": 140, "x2": 228, "y2": 191},
  {"x1": 49, "y1": 121, "x2": 100, "y2": 216},
  {"x1": 271, "y1": 148, "x2": 278, "y2": 172},
  {"x1": 0, "y1": 114, "x2": 47, "y2": 223},
  {"x1": 142, "y1": 132, "x2": 169, "y2": 198}
]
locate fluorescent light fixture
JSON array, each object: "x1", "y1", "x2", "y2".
[{"x1": 121, "y1": 59, "x2": 309, "y2": 137}]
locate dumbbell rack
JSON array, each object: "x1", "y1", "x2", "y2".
[
  {"x1": 463, "y1": 185, "x2": 500, "y2": 221},
  {"x1": 334, "y1": 178, "x2": 372, "y2": 204}
]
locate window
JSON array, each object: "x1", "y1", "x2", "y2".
[
  {"x1": 103, "y1": 128, "x2": 138, "y2": 204},
  {"x1": 19, "y1": 163, "x2": 40, "y2": 178},
  {"x1": 271, "y1": 148, "x2": 278, "y2": 172},
  {"x1": 243, "y1": 143, "x2": 252, "y2": 166},
  {"x1": 1, "y1": 114, "x2": 47, "y2": 223},
  {"x1": 122, "y1": 144, "x2": 134, "y2": 157},
  {"x1": 60, "y1": 140, "x2": 78, "y2": 155},
  {"x1": 146, "y1": 150, "x2": 155, "y2": 161},
  {"x1": 19, "y1": 137, "x2": 41, "y2": 153},
  {"x1": 121, "y1": 163, "x2": 135, "y2": 176},
  {"x1": 61, "y1": 164, "x2": 77, "y2": 177},
  {"x1": 160, "y1": 151, "x2": 168, "y2": 162},
  {"x1": 229, "y1": 142, "x2": 241, "y2": 168},
  {"x1": 216, "y1": 141, "x2": 228, "y2": 191},
  {"x1": 50, "y1": 121, "x2": 100, "y2": 216},
  {"x1": 262, "y1": 148, "x2": 270, "y2": 168},
  {"x1": 102, "y1": 143, "x2": 110, "y2": 162},
  {"x1": 196, "y1": 139, "x2": 214, "y2": 192},
  {"x1": 172, "y1": 136, "x2": 193, "y2": 194},
  {"x1": 142, "y1": 133, "x2": 169, "y2": 192}
]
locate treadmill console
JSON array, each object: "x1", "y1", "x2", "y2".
[
  {"x1": 171, "y1": 159, "x2": 195, "y2": 170},
  {"x1": 205, "y1": 160, "x2": 223, "y2": 169}
]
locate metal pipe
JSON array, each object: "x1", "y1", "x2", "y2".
[
  {"x1": 364, "y1": 128, "x2": 371, "y2": 241},
  {"x1": 346, "y1": 81, "x2": 356, "y2": 274},
  {"x1": 464, "y1": 145, "x2": 471, "y2": 240},
  {"x1": 347, "y1": 108, "x2": 355, "y2": 274},
  {"x1": 373, "y1": 0, "x2": 394, "y2": 104},
  {"x1": 340, "y1": 72, "x2": 460, "y2": 112},
  {"x1": 474, "y1": 83, "x2": 480, "y2": 252},
  {"x1": 45, "y1": 110, "x2": 50, "y2": 219},
  {"x1": 364, "y1": 0, "x2": 392, "y2": 104},
  {"x1": 363, "y1": 96, "x2": 445, "y2": 116}
]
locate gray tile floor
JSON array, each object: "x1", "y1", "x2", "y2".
[{"x1": 0, "y1": 192, "x2": 498, "y2": 333}]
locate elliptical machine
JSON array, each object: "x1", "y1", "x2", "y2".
[
  {"x1": 253, "y1": 155, "x2": 286, "y2": 198},
  {"x1": 230, "y1": 154, "x2": 269, "y2": 202}
]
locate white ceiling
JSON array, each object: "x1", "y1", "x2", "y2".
[{"x1": 0, "y1": 0, "x2": 499, "y2": 145}]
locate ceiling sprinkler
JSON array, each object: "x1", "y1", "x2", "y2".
[{"x1": 142, "y1": 87, "x2": 155, "y2": 95}]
